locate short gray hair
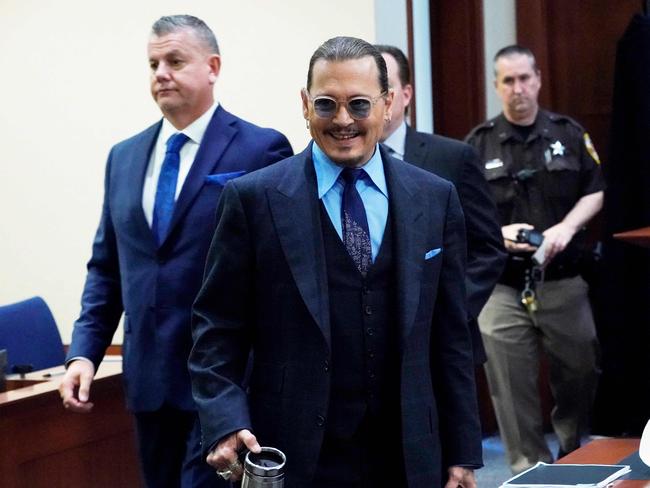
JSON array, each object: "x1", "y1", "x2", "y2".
[
  {"x1": 152, "y1": 15, "x2": 220, "y2": 55},
  {"x1": 493, "y1": 44, "x2": 537, "y2": 76},
  {"x1": 307, "y1": 36, "x2": 388, "y2": 93}
]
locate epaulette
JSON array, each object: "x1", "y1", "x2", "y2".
[
  {"x1": 542, "y1": 110, "x2": 584, "y2": 132},
  {"x1": 466, "y1": 115, "x2": 500, "y2": 139}
]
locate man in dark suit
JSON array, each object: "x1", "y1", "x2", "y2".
[
  {"x1": 58, "y1": 15, "x2": 292, "y2": 488},
  {"x1": 189, "y1": 36, "x2": 482, "y2": 488},
  {"x1": 375, "y1": 45, "x2": 506, "y2": 364}
]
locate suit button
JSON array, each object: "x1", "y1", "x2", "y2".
[
  {"x1": 316, "y1": 415, "x2": 325, "y2": 427},
  {"x1": 324, "y1": 360, "x2": 329, "y2": 372},
  {"x1": 364, "y1": 305, "x2": 372, "y2": 315},
  {"x1": 157, "y1": 256, "x2": 166, "y2": 265},
  {"x1": 366, "y1": 327, "x2": 374, "y2": 336}
]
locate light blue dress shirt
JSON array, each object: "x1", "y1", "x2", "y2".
[{"x1": 312, "y1": 143, "x2": 389, "y2": 261}]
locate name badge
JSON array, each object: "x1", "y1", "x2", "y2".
[{"x1": 485, "y1": 158, "x2": 504, "y2": 170}]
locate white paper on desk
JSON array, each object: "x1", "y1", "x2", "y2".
[
  {"x1": 498, "y1": 461, "x2": 631, "y2": 487},
  {"x1": 639, "y1": 418, "x2": 650, "y2": 466}
]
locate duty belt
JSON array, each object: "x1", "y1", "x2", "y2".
[
  {"x1": 521, "y1": 265, "x2": 544, "y2": 314},
  {"x1": 498, "y1": 254, "x2": 580, "y2": 290}
]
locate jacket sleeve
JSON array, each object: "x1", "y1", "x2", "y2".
[
  {"x1": 66, "y1": 149, "x2": 124, "y2": 371},
  {"x1": 457, "y1": 144, "x2": 506, "y2": 320},
  {"x1": 189, "y1": 180, "x2": 254, "y2": 456},
  {"x1": 431, "y1": 184, "x2": 483, "y2": 468}
]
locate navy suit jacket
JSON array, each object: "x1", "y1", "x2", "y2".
[
  {"x1": 67, "y1": 106, "x2": 293, "y2": 412},
  {"x1": 190, "y1": 145, "x2": 483, "y2": 487},
  {"x1": 404, "y1": 127, "x2": 506, "y2": 363}
]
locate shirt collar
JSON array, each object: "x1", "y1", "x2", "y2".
[
  {"x1": 382, "y1": 120, "x2": 407, "y2": 157},
  {"x1": 496, "y1": 110, "x2": 550, "y2": 144},
  {"x1": 159, "y1": 101, "x2": 220, "y2": 145},
  {"x1": 312, "y1": 142, "x2": 388, "y2": 199}
]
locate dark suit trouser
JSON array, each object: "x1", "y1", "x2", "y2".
[
  {"x1": 313, "y1": 413, "x2": 405, "y2": 488},
  {"x1": 134, "y1": 405, "x2": 226, "y2": 488}
]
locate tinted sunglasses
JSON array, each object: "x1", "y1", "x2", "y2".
[{"x1": 307, "y1": 92, "x2": 387, "y2": 120}]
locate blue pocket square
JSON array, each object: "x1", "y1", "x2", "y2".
[
  {"x1": 204, "y1": 170, "x2": 247, "y2": 185},
  {"x1": 424, "y1": 248, "x2": 441, "y2": 260}
]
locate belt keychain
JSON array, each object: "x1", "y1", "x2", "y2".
[{"x1": 521, "y1": 265, "x2": 544, "y2": 314}]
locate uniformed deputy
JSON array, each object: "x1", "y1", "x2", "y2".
[{"x1": 465, "y1": 44, "x2": 605, "y2": 474}]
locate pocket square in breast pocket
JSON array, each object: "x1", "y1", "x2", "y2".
[
  {"x1": 424, "y1": 248, "x2": 441, "y2": 260},
  {"x1": 204, "y1": 170, "x2": 247, "y2": 186}
]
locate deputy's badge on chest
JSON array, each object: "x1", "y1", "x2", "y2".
[{"x1": 545, "y1": 140, "x2": 566, "y2": 163}]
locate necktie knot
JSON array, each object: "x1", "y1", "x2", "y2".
[
  {"x1": 166, "y1": 132, "x2": 190, "y2": 154},
  {"x1": 340, "y1": 167, "x2": 365, "y2": 186}
]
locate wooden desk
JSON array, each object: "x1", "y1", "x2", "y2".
[
  {"x1": 557, "y1": 438, "x2": 650, "y2": 487},
  {"x1": 0, "y1": 358, "x2": 141, "y2": 487},
  {"x1": 613, "y1": 226, "x2": 650, "y2": 248}
]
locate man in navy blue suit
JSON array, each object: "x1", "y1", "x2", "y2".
[
  {"x1": 58, "y1": 15, "x2": 292, "y2": 488},
  {"x1": 189, "y1": 37, "x2": 481, "y2": 488}
]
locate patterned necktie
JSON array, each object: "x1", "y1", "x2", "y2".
[
  {"x1": 340, "y1": 167, "x2": 372, "y2": 275},
  {"x1": 152, "y1": 132, "x2": 190, "y2": 245}
]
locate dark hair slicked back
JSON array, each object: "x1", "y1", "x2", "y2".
[
  {"x1": 306, "y1": 36, "x2": 388, "y2": 93},
  {"x1": 152, "y1": 15, "x2": 220, "y2": 55}
]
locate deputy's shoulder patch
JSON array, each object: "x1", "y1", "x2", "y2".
[{"x1": 583, "y1": 133, "x2": 600, "y2": 164}]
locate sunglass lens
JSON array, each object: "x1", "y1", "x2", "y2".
[
  {"x1": 348, "y1": 98, "x2": 372, "y2": 119},
  {"x1": 314, "y1": 98, "x2": 337, "y2": 117}
]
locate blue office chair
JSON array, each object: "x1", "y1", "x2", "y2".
[{"x1": 0, "y1": 296, "x2": 65, "y2": 373}]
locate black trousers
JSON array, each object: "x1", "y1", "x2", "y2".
[
  {"x1": 133, "y1": 405, "x2": 227, "y2": 488},
  {"x1": 313, "y1": 413, "x2": 406, "y2": 488}
]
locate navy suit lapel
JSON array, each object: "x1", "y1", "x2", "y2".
[
  {"x1": 163, "y1": 106, "x2": 237, "y2": 247},
  {"x1": 382, "y1": 146, "x2": 426, "y2": 347},
  {"x1": 404, "y1": 126, "x2": 429, "y2": 164},
  {"x1": 267, "y1": 146, "x2": 331, "y2": 349},
  {"x1": 128, "y1": 122, "x2": 160, "y2": 252}
]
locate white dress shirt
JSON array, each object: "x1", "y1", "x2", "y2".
[
  {"x1": 141, "y1": 102, "x2": 219, "y2": 226},
  {"x1": 382, "y1": 120, "x2": 407, "y2": 160}
]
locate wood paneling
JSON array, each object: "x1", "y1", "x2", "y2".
[
  {"x1": 429, "y1": 0, "x2": 485, "y2": 139},
  {"x1": 516, "y1": 0, "x2": 640, "y2": 165}
]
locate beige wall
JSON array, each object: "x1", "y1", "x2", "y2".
[
  {"x1": 0, "y1": 0, "x2": 376, "y2": 343},
  {"x1": 482, "y1": 0, "x2": 516, "y2": 119}
]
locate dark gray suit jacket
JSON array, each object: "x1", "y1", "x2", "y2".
[
  {"x1": 190, "y1": 144, "x2": 482, "y2": 487},
  {"x1": 404, "y1": 126, "x2": 506, "y2": 363}
]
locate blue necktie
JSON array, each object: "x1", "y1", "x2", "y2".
[
  {"x1": 152, "y1": 132, "x2": 190, "y2": 245},
  {"x1": 340, "y1": 167, "x2": 372, "y2": 275}
]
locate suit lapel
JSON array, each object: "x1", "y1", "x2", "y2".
[
  {"x1": 128, "y1": 122, "x2": 160, "y2": 252},
  {"x1": 404, "y1": 126, "x2": 429, "y2": 164},
  {"x1": 267, "y1": 146, "x2": 331, "y2": 348},
  {"x1": 163, "y1": 106, "x2": 237, "y2": 247},
  {"x1": 382, "y1": 147, "x2": 427, "y2": 347}
]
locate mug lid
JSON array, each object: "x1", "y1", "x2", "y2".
[{"x1": 245, "y1": 447, "x2": 286, "y2": 477}]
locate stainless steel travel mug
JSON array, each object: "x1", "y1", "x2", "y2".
[{"x1": 241, "y1": 446, "x2": 286, "y2": 488}]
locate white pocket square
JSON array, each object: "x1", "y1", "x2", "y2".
[{"x1": 424, "y1": 248, "x2": 441, "y2": 260}]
